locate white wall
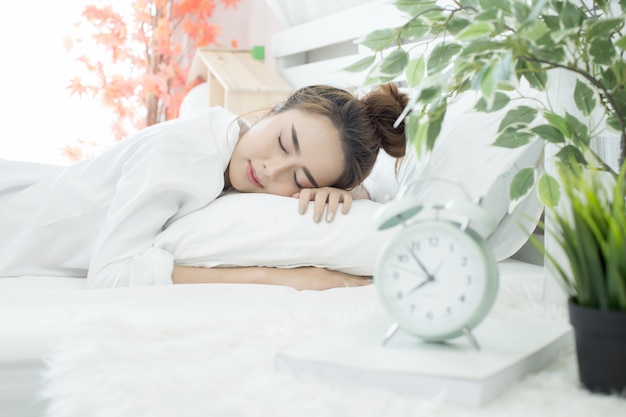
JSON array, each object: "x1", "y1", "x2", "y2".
[{"x1": 0, "y1": 0, "x2": 285, "y2": 165}]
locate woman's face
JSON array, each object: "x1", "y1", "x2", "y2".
[{"x1": 227, "y1": 109, "x2": 344, "y2": 196}]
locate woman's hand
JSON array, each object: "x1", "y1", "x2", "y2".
[
  {"x1": 293, "y1": 187, "x2": 353, "y2": 223},
  {"x1": 291, "y1": 267, "x2": 372, "y2": 290}
]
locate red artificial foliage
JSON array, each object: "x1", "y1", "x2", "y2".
[{"x1": 65, "y1": 0, "x2": 241, "y2": 161}]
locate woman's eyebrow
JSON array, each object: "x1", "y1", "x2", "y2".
[
  {"x1": 292, "y1": 123, "x2": 319, "y2": 188},
  {"x1": 291, "y1": 123, "x2": 300, "y2": 153}
]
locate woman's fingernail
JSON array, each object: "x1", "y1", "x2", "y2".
[
  {"x1": 326, "y1": 212, "x2": 334, "y2": 222},
  {"x1": 314, "y1": 212, "x2": 322, "y2": 222},
  {"x1": 299, "y1": 206, "x2": 305, "y2": 215}
]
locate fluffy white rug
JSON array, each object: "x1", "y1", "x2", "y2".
[{"x1": 40, "y1": 276, "x2": 625, "y2": 417}]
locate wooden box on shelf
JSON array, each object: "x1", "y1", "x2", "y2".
[{"x1": 186, "y1": 47, "x2": 293, "y2": 115}]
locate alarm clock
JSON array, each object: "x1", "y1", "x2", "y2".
[{"x1": 374, "y1": 192, "x2": 499, "y2": 349}]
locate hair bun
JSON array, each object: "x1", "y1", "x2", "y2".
[{"x1": 361, "y1": 83, "x2": 408, "y2": 159}]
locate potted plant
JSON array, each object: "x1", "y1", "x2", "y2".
[{"x1": 347, "y1": 0, "x2": 626, "y2": 394}]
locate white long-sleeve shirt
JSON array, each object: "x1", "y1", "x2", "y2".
[{"x1": 0, "y1": 107, "x2": 240, "y2": 288}]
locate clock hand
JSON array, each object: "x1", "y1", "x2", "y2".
[
  {"x1": 405, "y1": 244, "x2": 435, "y2": 279},
  {"x1": 406, "y1": 261, "x2": 443, "y2": 294}
]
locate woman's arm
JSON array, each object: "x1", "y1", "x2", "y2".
[{"x1": 172, "y1": 265, "x2": 372, "y2": 290}]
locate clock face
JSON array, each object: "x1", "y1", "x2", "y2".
[{"x1": 375, "y1": 220, "x2": 498, "y2": 341}]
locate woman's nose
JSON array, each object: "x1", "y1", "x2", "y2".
[{"x1": 264, "y1": 157, "x2": 292, "y2": 180}]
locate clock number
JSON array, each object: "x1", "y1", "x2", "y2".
[
  {"x1": 460, "y1": 256, "x2": 468, "y2": 267},
  {"x1": 446, "y1": 306, "x2": 452, "y2": 316},
  {"x1": 459, "y1": 294, "x2": 466, "y2": 303},
  {"x1": 397, "y1": 253, "x2": 409, "y2": 263},
  {"x1": 410, "y1": 241, "x2": 421, "y2": 252},
  {"x1": 426, "y1": 311, "x2": 434, "y2": 320},
  {"x1": 466, "y1": 275, "x2": 472, "y2": 285},
  {"x1": 428, "y1": 236, "x2": 439, "y2": 247}
]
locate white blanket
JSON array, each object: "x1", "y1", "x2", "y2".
[{"x1": 1, "y1": 262, "x2": 624, "y2": 417}]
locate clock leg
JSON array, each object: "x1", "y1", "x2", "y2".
[
  {"x1": 463, "y1": 327, "x2": 481, "y2": 350},
  {"x1": 382, "y1": 322, "x2": 400, "y2": 346}
]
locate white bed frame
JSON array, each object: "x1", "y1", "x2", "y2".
[{"x1": 271, "y1": 0, "x2": 408, "y2": 89}]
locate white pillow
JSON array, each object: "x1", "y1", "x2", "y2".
[{"x1": 154, "y1": 192, "x2": 397, "y2": 276}]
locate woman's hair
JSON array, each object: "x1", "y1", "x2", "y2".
[{"x1": 270, "y1": 83, "x2": 408, "y2": 189}]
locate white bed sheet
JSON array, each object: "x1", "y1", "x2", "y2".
[{"x1": 1, "y1": 262, "x2": 623, "y2": 417}]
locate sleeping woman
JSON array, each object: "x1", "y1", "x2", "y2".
[{"x1": 0, "y1": 83, "x2": 408, "y2": 290}]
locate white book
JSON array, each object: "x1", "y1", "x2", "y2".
[{"x1": 275, "y1": 316, "x2": 572, "y2": 406}]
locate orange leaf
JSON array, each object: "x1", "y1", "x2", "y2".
[
  {"x1": 220, "y1": 0, "x2": 239, "y2": 10},
  {"x1": 67, "y1": 77, "x2": 89, "y2": 98}
]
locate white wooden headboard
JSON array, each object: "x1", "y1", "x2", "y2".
[{"x1": 270, "y1": 0, "x2": 407, "y2": 89}]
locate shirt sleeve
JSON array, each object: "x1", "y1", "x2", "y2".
[{"x1": 85, "y1": 134, "x2": 224, "y2": 289}]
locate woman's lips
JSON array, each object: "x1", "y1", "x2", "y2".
[{"x1": 247, "y1": 162, "x2": 262, "y2": 187}]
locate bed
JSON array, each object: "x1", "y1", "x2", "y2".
[
  {"x1": 3, "y1": 261, "x2": 624, "y2": 417},
  {"x1": 2, "y1": 1, "x2": 624, "y2": 416}
]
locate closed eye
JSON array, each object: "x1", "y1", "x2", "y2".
[
  {"x1": 293, "y1": 172, "x2": 303, "y2": 189},
  {"x1": 278, "y1": 136, "x2": 287, "y2": 153}
]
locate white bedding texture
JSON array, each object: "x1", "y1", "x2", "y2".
[{"x1": 2, "y1": 261, "x2": 624, "y2": 417}]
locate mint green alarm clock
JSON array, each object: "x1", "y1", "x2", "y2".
[{"x1": 374, "y1": 196, "x2": 499, "y2": 348}]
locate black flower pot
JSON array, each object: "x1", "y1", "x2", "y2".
[{"x1": 568, "y1": 300, "x2": 626, "y2": 396}]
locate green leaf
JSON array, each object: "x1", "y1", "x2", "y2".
[
  {"x1": 525, "y1": 0, "x2": 548, "y2": 25},
  {"x1": 523, "y1": 19, "x2": 549, "y2": 42},
  {"x1": 524, "y1": 71, "x2": 548, "y2": 91},
  {"x1": 342, "y1": 56, "x2": 376, "y2": 73},
  {"x1": 498, "y1": 106, "x2": 538, "y2": 132},
  {"x1": 456, "y1": 22, "x2": 493, "y2": 40},
  {"x1": 510, "y1": 167, "x2": 536, "y2": 203},
  {"x1": 542, "y1": 15, "x2": 560, "y2": 31},
  {"x1": 493, "y1": 127, "x2": 535, "y2": 148},
  {"x1": 516, "y1": 60, "x2": 548, "y2": 90},
  {"x1": 379, "y1": 49, "x2": 409, "y2": 76},
  {"x1": 560, "y1": 1, "x2": 583, "y2": 28},
  {"x1": 395, "y1": 0, "x2": 439, "y2": 16},
  {"x1": 555, "y1": 145, "x2": 587, "y2": 166},
  {"x1": 611, "y1": 89, "x2": 626, "y2": 124},
  {"x1": 513, "y1": 1, "x2": 531, "y2": 23},
  {"x1": 427, "y1": 43, "x2": 461, "y2": 75},
  {"x1": 573, "y1": 79, "x2": 596, "y2": 116},
  {"x1": 405, "y1": 56, "x2": 426, "y2": 87},
  {"x1": 616, "y1": 35, "x2": 626, "y2": 51},
  {"x1": 531, "y1": 124, "x2": 565, "y2": 143},
  {"x1": 538, "y1": 173, "x2": 560, "y2": 208},
  {"x1": 360, "y1": 28, "x2": 395, "y2": 51},
  {"x1": 585, "y1": 18, "x2": 624, "y2": 42},
  {"x1": 607, "y1": 113, "x2": 622, "y2": 132},
  {"x1": 475, "y1": 92, "x2": 510, "y2": 112},
  {"x1": 417, "y1": 86, "x2": 440, "y2": 103},
  {"x1": 480, "y1": 64, "x2": 497, "y2": 98},
  {"x1": 406, "y1": 113, "x2": 429, "y2": 157},
  {"x1": 401, "y1": 16, "x2": 431, "y2": 39},
  {"x1": 565, "y1": 113, "x2": 590, "y2": 147},
  {"x1": 460, "y1": 40, "x2": 503, "y2": 57},
  {"x1": 445, "y1": 16, "x2": 471, "y2": 36},
  {"x1": 590, "y1": 38, "x2": 616, "y2": 65},
  {"x1": 426, "y1": 100, "x2": 446, "y2": 150},
  {"x1": 544, "y1": 112, "x2": 572, "y2": 138}
]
